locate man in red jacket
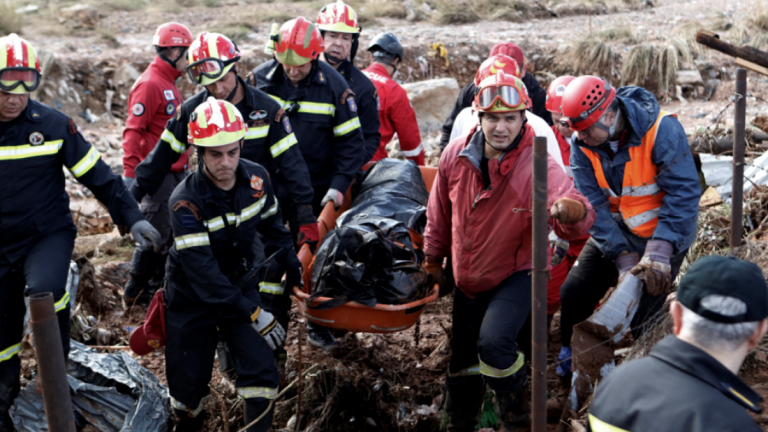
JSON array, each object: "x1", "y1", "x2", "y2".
[
  {"x1": 121, "y1": 22, "x2": 193, "y2": 304},
  {"x1": 423, "y1": 72, "x2": 594, "y2": 431},
  {"x1": 362, "y1": 32, "x2": 424, "y2": 165}
]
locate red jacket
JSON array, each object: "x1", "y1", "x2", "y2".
[
  {"x1": 552, "y1": 125, "x2": 573, "y2": 178},
  {"x1": 122, "y1": 56, "x2": 188, "y2": 178},
  {"x1": 362, "y1": 63, "x2": 424, "y2": 165},
  {"x1": 424, "y1": 124, "x2": 595, "y2": 298}
]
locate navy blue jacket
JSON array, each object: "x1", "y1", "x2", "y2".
[
  {"x1": 570, "y1": 86, "x2": 700, "y2": 260},
  {"x1": 0, "y1": 100, "x2": 144, "y2": 262},
  {"x1": 248, "y1": 59, "x2": 365, "y2": 194},
  {"x1": 334, "y1": 59, "x2": 380, "y2": 163},
  {"x1": 132, "y1": 77, "x2": 313, "y2": 212}
]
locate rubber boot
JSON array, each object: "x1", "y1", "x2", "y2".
[
  {"x1": 497, "y1": 380, "x2": 531, "y2": 432},
  {"x1": 443, "y1": 375, "x2": 484, "y2": 432},
  {"x1": 173, "y1": 408, "x2": 207, "y2": 432},
  {"x1": 0, "y1": 369, "x2": 20, "y2": 432},
  {"x1": 124, "y1": 247, "x2": 155, "y2": 305},
  {"x1": 243, "y1": 398, "x2": 275, "y2": 432}
]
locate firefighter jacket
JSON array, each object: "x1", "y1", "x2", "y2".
[
  {"x1": 133, "y1": 76, "x2": 313, "y2": 210},
  {"x1": 570, "y1": 86, "x2": 700, "y2": 261},
  {"x1": 247, "y1": 58, "x2": 365, "y2": 194},
  {"x1": 165, "y1": 159, "x2": 299, "y2": 320},
  {"x1": 588, "y1": 336, "x2": 763, "y2": 432},
  {"x1": 424, "y1": 125, "x2": 595, "y2": 298},
  {"x1": 362, "y1": 62, "x2": 424, "y2": 165},
  {"x1": 122, "y1": 56, "x2": 188, "y2": 178},
  {"x1": 0, "y1": 100, "x2": 145, "y2": 262},
  {"x1": 335, "y1": 59, "x2": 380, "y2": 164}
]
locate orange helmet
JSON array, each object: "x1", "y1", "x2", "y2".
[
  {"x1": 545, "y1": 75, "x2": 575, "y2": 113},
  {"x1": 188, "y1": 97, "x2": 247, "y2": 147},
  {"x1": 0, "y1": 34, "x2": 41, "y2": 94},
  {"x1": 474, "y1": 72, "x2": 531, "y2": 113},
  {"x1": 152, "y1": 22, "x2": 193, "y2": 47},
  {"x1": 186, "y1": 32, "x2": 241, "y2": 86},
  {"x1": 274, "y1": 17, "x2": 325, "y2": 67},
  {"x1": 559, "y1": 75, "x2": 615, "y2": 131},
  {"x1": 474, "y1": 55, "x2": 521, "y2": 86},
  {"x1": 316, "y1": 1, "x2": 360, "y2": 34}
]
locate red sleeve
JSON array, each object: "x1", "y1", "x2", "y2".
[
  {"x1": 390, "y1": 85, "x2": 425, "y2": 165},
  {"x1": 547, "y1": 154, "x2": 595, "y2": 241},
  {"x1": 424, "y1": 139, "x2": 461, "y2": 261},
  {"x1": 122, "y1": 81, "x2": 160, "y2": 178}
]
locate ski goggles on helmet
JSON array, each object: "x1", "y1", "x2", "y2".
[
  {"x1": 0, "y1": 68, "x2": 41, "y2": 93},
  {"x1": 475, "y1": 84, "x2": 528, "y2": 112},
  {"x1": 186, "y1": 57, "x2": 237, "y2": 85}
]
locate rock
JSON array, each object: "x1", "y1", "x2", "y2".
[
  {"x1": 15, "y1": 5, "x2": 39, "y2": 14},
  {"x1": 58, "y1": 4, "x2": 99, "y2": 29},
  {"x1": 676, "y1": 70, "x2": 704, "y2": 87},
  {"x1": 401, "y1": 78, "x2": 460, "y2": 133},
  {"x1": 112, "y1": 63, "x2": 140, "y2": 87}
]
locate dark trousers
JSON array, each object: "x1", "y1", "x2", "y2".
[
  {"x1": 0, "y1": 227, "x2": 76, "y2": 429},
  {"x1": 446, "y1": 271, "x2": 531, "y2": 397},
  {"x1": 559, "y1": 238, "x2": 687, "y2": 347},
  {"x1": 165, "y1": 287, "x2": 278, "y2": 431}
]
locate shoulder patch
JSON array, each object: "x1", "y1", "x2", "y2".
[
  {"x1": 339, "y1": 88, "x2": 356, "y2": 105},
  {"x1": 68, "y1": 118, "x2": 86, "y2": 141},
  {"x1": 172, "y1": 200, "x2": 201, "y2": 220},
  {"x1": 165, "y1": 102, "x2": 176, "y2": 116},
  {"x1": 163, "y1": 90, "x2": 175, "y2": 101},
  {"x1": 275, "y1": 108, "x2": 285, "y2": 122},
  {"x1": 181, "y1": 214, "x2": 197, "y2": 228},
  {"x1": 282, "y1": 116, "x2": 292, "y2": 134},
  {"x1": 132, "y1": 103, "x2": 145, "y2": 116},
  {"x1": 347, "y1": 97, "x2": 357, "y2": 113}
]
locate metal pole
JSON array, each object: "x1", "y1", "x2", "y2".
[
  {"x1": 29, "y1": 293, "x2": 75, "y2": 432},
  {"x1": 731, "y1": 68, "x2": 747, "y2": 248},
  {"x1": 531, "y1": 136, "x2": 548, "y2": 432}
]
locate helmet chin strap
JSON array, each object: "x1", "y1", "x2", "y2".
[
  {"x1": 224, "y1": 72, "x2": 239, "y2": 102},
  {"x1": 323, "y1": 52, "x2": 344, "y2": 66},
  {"x1": 156, "y1": 47, "x2": 185, "y2": 69}
]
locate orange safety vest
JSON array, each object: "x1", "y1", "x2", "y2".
[{"x1": 583, "y1": 111, "x2": 674, "y2": 238}]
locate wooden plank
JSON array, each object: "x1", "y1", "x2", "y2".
[
  {"x1": 696, "y1": 30, "x2": 768, "y2": 69},
  {"x1": 736, "y1": 57, "x2": 768, "y2": 77}
]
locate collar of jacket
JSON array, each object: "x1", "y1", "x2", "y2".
[
  {"x1": 193, "y1": 160, "x2": 250, "y2": 203},
  {"x1": 22, "y1": 99, "x2": 43, "y2": 123},
  {"x1": 651, "y1": 335, "x2": 763, "y2": 412},
  {"x1": 334, "y1": 59, "x2": 353, "y2": 82},
  {"x1": 203, "y1": 75, "x2": 256, "y2": 109},
  {"x1": 265, "y1": 59, "x2": 328, "y2": 88},
  {"x1": 365, "y1": 62, "x2": 390, "y2": 79},
  {"x1": 149, "y1": 55, "x2": 182, "y2": 83},
  {"x1": 458, "y1": 123, "x2": 534, "y2": 177}
]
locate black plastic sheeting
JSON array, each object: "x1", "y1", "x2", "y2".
[
  {"x1": 10, "y1": 341, "x2": 170, "y2": 432},
  {"x1": 336, "y1": 159, "x2": 429, "y2": 234}
]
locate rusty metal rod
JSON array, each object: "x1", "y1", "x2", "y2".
[
  {"x1": 29, "y1": 292, "x2": 75, "y2": 432},
  {"x1": 531, "y1": 136, "x2": 548, "y2": 432},
  {"x1": 731, "y1": 68, "x2": 747, "y2": 248}
]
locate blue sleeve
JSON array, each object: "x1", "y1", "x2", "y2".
[
  {"x1": 651, "y1": 116, "x2": 701, "y2": 253},
  {"x1": 571, "y1": 143, "x2": 629, "y2": 260}
]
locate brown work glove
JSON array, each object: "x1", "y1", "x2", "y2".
[
  {"x1": 549, "y1": 197, "x2": 586, "y2": 224},
  {"x1": 630, "y1": 240, "x2": 673, "y2": 296},
  {"x1": 423, "y1": 259, "x2": 451, "y2": 297}
]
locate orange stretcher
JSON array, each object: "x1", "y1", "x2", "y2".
[{"x1": 291, "y1": 165, "x2": 439, "y2": 333}]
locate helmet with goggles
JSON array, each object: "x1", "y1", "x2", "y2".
[
  {"x1": 474, "y1": 54, "x2": 521, "y2": 87},
  {"x1": 0, "y1": 34, "x2": 42, "y2": 94},
  {"x1": 188, "y1": 97, "x2": 247, "y2": 147},
  {"x1": 474, "y1": 72, "x2": 531, "y2": 114},
  {"x1": 186, "y1": 32, "x2": 241, "y2": 86},
  {"x1": 559, "y1": 75, "x2": 615, "y2": 131}
]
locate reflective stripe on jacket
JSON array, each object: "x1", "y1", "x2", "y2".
[{"x1": 582, "y1": 111, "x2": 672, "y2": 238}]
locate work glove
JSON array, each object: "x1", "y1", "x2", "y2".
[
  {"x1": 631, "y1": 240, "x2": 673, "y2": 296},
  {"x1": 320, "y1": 188, "x2": 344, "y2": 209},
  {"x1": 424, "y1": 258, "x2": 451, "y2": 297},
  {"x1": 556, "y1": 346, "x2": 572, "y2": 377},
  {"x1": 123, "y1": 176, "x2": 135, "y2": 189},
  {"x1": 130, "y1": 220, "x2": 161, "y2": 252},
  {"x1": 297, "y1": 224, "x2": 319, "y2": 251},
  {"x1": 252, "y1": 308, "x2": 286, "y2": 351},
  {"x1": 549, "y1": 231, "x2": 569, "y2": 267},
  {"x1": 284, "y1": 267, "x2": 303, "y2": 293},
  {"x1": 549, "y1": 197, "x2": 586, "y2": 224},
  {"x1": 615, "y1": 251, "x2": 640, "y2": 284}
]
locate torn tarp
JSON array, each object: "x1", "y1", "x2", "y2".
[
  {"x1": 10, "y1": 341, "x2": 169, "y2": 432},
  {"x1": 700, "y1": 151, "x2": 768, "y2": 203}
]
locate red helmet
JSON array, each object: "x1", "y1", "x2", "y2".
[
  {"x1": 274, "y1": 17, "x2": 324, "y2": 67},
  {"x1": 317, "y1": 1, "x2": 360, "y2": 34},
  {"x1": 474, "y1": 72, "x2": 531, "y2": 113},
  {"x1": 474, "y1": 55, "x2": 520, "y2": 86},
  {"x1": 559, "y1": 75, "x2": 615, "y2": 131},
  {"x1": 0, "y1": 34, "x2": 41, "y2": 94},
  {"x1": 186, "y1": 32, "x2": 241, "y2": 86},
  {"x1": 188, "y1": 97, "x2": 247, "y2": 147},
  {"x1": 152, "y1": 22, "x2": 193, "y2": 47},
  {"x1": 489, "y1": 42, "x2": 525, "y2": 71},
  {"x1": 545, "y1": 75, "x2": 576, "y2": 114}
]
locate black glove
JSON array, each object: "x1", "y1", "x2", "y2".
[{"x1": 284, "y1": 268, "x2": 302, "y2": 293}]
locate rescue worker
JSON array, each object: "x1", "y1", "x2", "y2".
[
  {"x1": 447, "y1": 54, "x2": 564, "y2": 172},
  {"x1": 439, "y1": 42, "x2": 551, "y2": 151},
  {"x1": 588, "y1": 256, "x2": 768, "y2": 432},
  {"x1": 543, "y1": 75, "x2": 589, "y2": 322},
  {"x1": 0, "y1": 34, "x2": 160, "y2": 431},
  {"x1": 423, "y1": 71, "x2": 595, "y2": 431},
  {"x1": 247, "y1": 17, "x2": 366, "y2": 351},
  {"x1": 556, "y1": 76, "x2": 701, "y2": 379},
  {"x1": 164, "y1": 97, "x2": 301, "y2": 431},
  {"x1": 122, "y1": 22, "x2": 193, "y2": 305},
  {"x1": 316, "y1": 1, "x2": 381, "y2": 163},
  {"x1": 363, "y1": 32, "x2": 425, "y2": 165}
]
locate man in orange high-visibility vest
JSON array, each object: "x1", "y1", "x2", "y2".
[{"x1": 555, "y1": 76, "x2": 700, "y2": 379}]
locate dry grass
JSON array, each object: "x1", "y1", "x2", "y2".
[
  {"x1": 349, "y1": 0, "x2": 407, "y2": 25},
  {"x1": 620, "y1": 41, "x2": 687, "y2": 95},
  {"x1": 621, "y1": 43, "x2": 654, "y2": 87},
  {"x1": 431, "y1": 0, "x2": 534, "y2": 24},
  {"x1": 431, "y1": 0, "x2": 480, "y2": 24},
  {"x1": 568, "y1": 37, "x2": 616, "y2": 78},
  {"x1": 209, "y1": 25, "x2": 252, "y2": 42},
  {"x1": 99, "y1": 0, "x2": 147, "y2": 11},
  {"x1": 750, "y1": 0, "x2": 768, "y2": 31},
  {"x1": 0, "y1": 1, "x2": 22, "y2": 36}
]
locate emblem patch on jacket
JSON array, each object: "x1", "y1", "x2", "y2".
[
  {"x1": 282, "y1": 116, "x2": 292, "y2": 134},
  {"x1": 172, "y1": 200, "x2": 201, "y2": 220},
  {"x1": 132, "y1": 103, "x2": 145, "y2": 116},
  {"x1": 250, "y1": 175, "x2": 264, "y2": 191},
  {"x1": 164, "y1": 90, "x2": 175, "y2": 101},
  {"x1": 29, "y1": 132, "x2": 44, "y2": 146},
  {"x1": 250, "y1": 110, "x2": 268, "y2": 121},
  {"x1": 165, "y1": 102, "x2": 176, "y2": 116}
]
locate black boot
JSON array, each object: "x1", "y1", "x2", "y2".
[
  {"x1": 306, "y1": 321, "x2": 337, "y2": 352},
  {"x1": 173, "y1": 408, "x2": 207, "y2": 432},
  {"x1": 124, "y1": 247, "x2": 156, "y2": 305},
  {"x1": 243, "y1": 398, "x2": 275, "y2": 432},
  {"x1": 443, "y1": 374, "x2": 484, "y2": 432},
  {"x1": 0, "y1": 368, "x2": 20, "y2": 432},
  {"x1": 497, "y1": 381, "x2": 530, "y2": 432}
]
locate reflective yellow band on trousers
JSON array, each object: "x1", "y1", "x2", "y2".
[
  {"x1": 0, "y1": 343, "x2": 21, "y2": 363},
  {"x1": 54, "y1": 292, "x2": 70, "y2": 312},
  {"x1": 237, "y1": 386, "x2": 278, "y2": 399},
  {"x1": 448, "y1": 364, "x2": 480, "y2": 377},
  {"x1": 478, "y1": 353, "x2": 524, "y2": 378}
]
